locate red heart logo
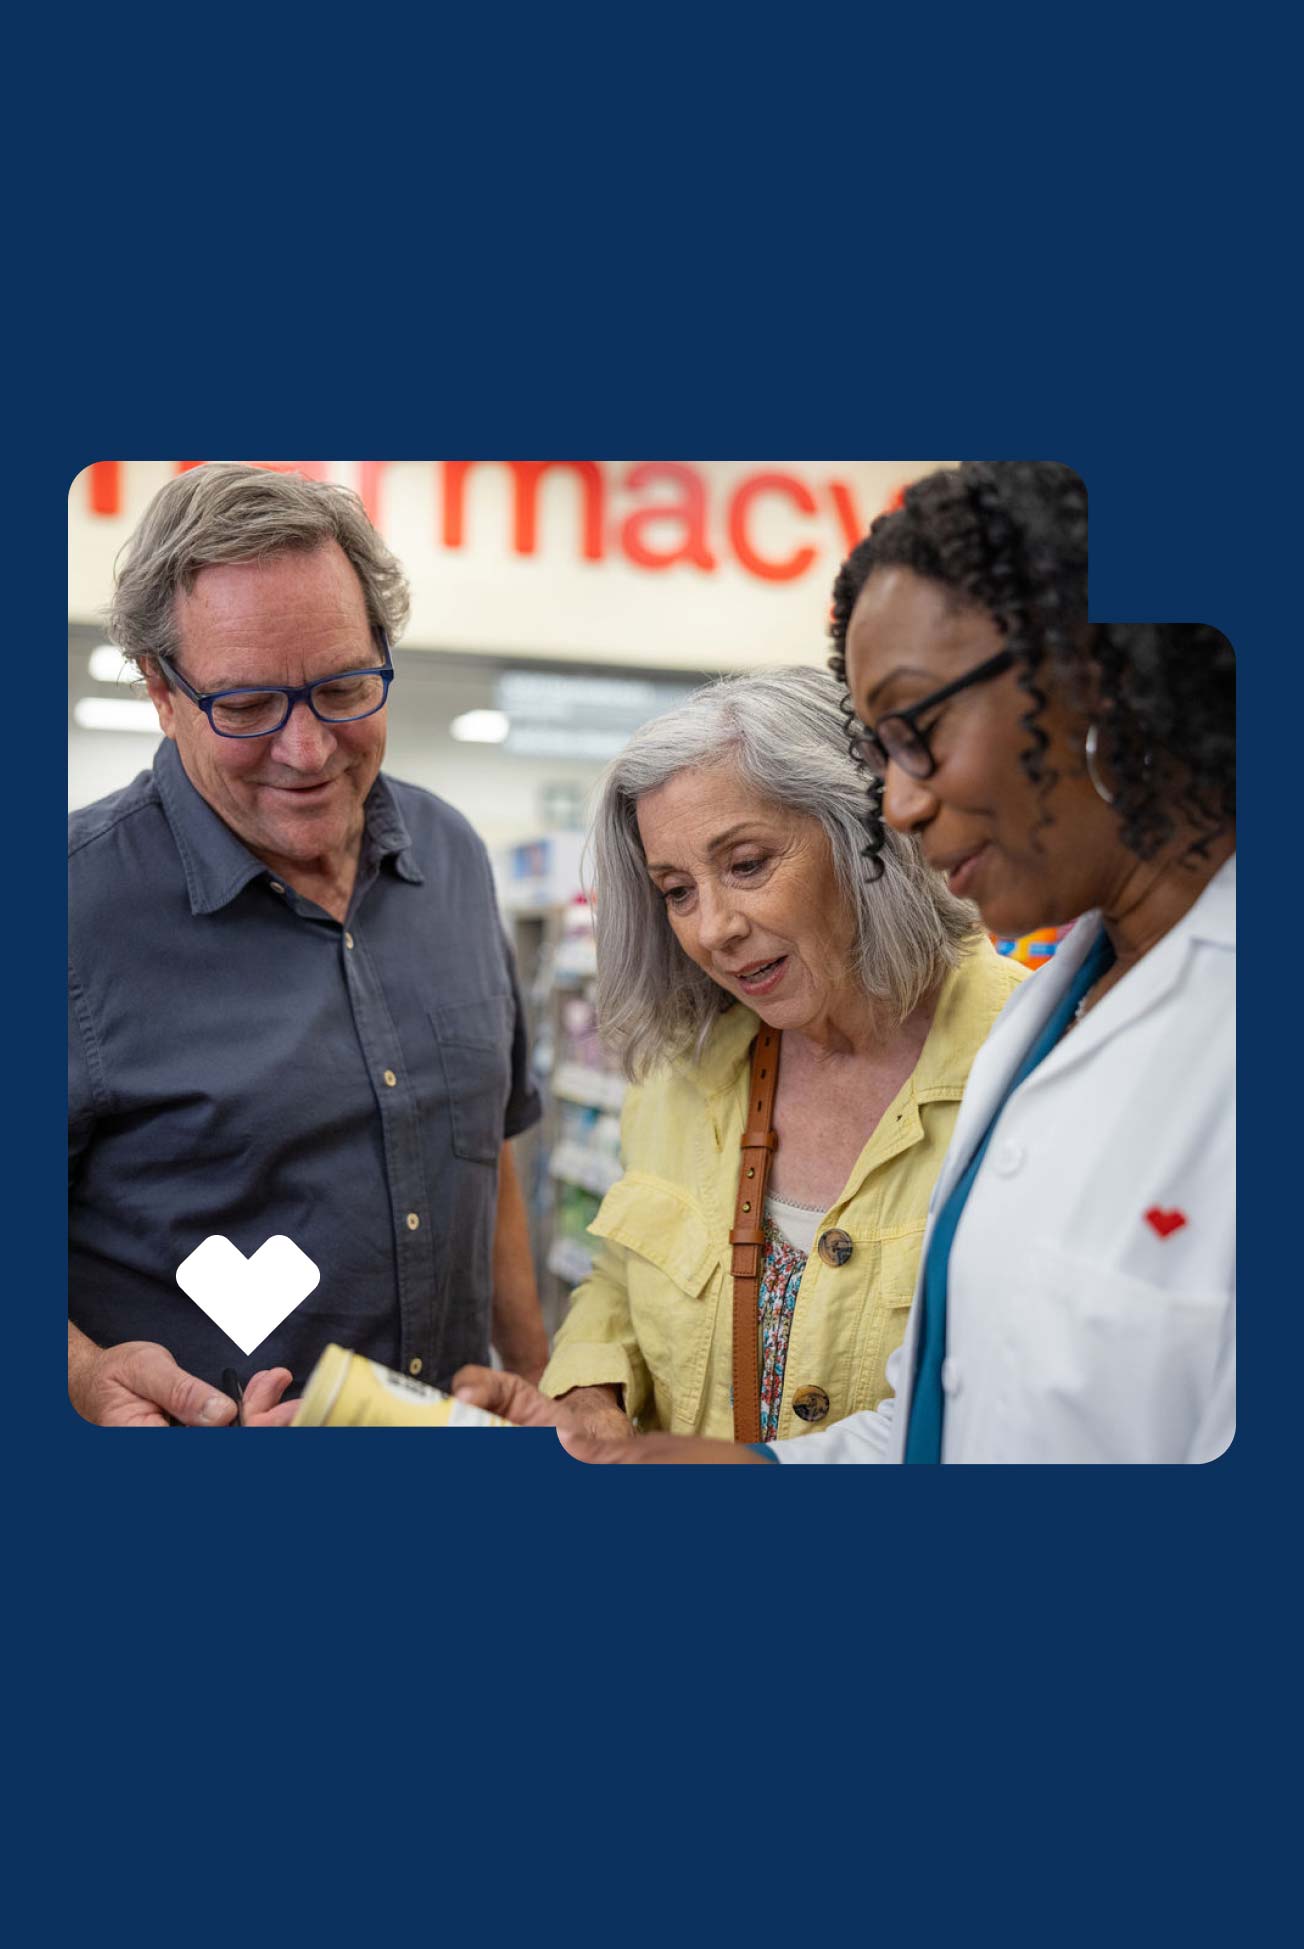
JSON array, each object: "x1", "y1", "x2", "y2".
[{"x1": 1145, "y1": 1207, "x2": 1187, "y2": 1239}]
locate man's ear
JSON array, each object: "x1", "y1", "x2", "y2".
[{"x1": 140, "y1": 658, "x2": 177, "y2": 739}]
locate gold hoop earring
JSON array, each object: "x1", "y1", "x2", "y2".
[{"x1": 1084, "y1": 722, "x2": 1115, "y2": 805}]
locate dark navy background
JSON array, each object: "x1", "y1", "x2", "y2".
[{"x1": 20, "y1": 13, "x2": 1284, "y2": 1944}]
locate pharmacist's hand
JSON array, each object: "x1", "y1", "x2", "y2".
[
  {"x1": 241, "y1": 1368, "x2": 300, "y2": 1427},
  {"x1": 70, "y1": 1339, "x2": 238, "y2": 1428},
  {"x1": 559, "y1": 1428, "x2": 772, "y2": 1465},
  {"x1": 453, "y1": 1368, "x2": 634, "y2": 1440}
]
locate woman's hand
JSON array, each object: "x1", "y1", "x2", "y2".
[
  {"x1": 558, "y1": 1428, "x2": 773, "y2": 1464},
  {"x1": 453, "y1": 1368, "x2": 634, "y2": 1440}
]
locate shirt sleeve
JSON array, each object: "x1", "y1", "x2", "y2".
[
  {"x1": 68, "y1": 963, "x2": 104, "y2": 1193},
  {"x1": 539, "y1": 1231, "x2": 654, "y2": 1424},
  {"x1": 500, "y1": 927, "x2": 543, "y2": 1140},
  {"x1": 769, "y1": 1344, "x2": 903, "y2": 1463}
]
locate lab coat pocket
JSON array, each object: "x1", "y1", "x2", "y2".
[
  {"x1": 589, "y1": 1173, "x2": 721, "y2": 1428},
  {"x1": 430, "y1": 996, "x2": 513, "y2": 1165},
  {"x1": 1020, "y1": 1240, "x2": 1228, "y2": 1462}
]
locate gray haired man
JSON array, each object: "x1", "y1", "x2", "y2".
[{"x1": 69, "y1": 463, "x2": 547, "y2": 1424}]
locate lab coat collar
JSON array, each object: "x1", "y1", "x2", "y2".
[{"x1": 993, "y1": 852, "x2": 1236, "y2": 1096}]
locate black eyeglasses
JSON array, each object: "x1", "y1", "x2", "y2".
[
  {"x1": 850, "y1": 647, "x2": 1015, "y2": 779},
  {"x1": 156, "y1": 630, "x2": 396, "y2": 740}
]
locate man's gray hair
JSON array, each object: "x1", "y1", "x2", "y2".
[
  {"x1": 590, "y1": 666, "x2": 980, "y2": 1081},
  {"x1": 107, "y1": 463, "x2": 411, "y2": 669}
]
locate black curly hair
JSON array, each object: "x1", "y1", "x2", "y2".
[{"x1": 828, "y1": 461, "x2": 1235, "y2": 872}]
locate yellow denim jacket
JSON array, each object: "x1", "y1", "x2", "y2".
[{"x1": 541, "y1": 938, "x2": 1027, "y2": 1440}]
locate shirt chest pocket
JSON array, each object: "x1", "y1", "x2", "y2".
[
  {"x1": 429, "y1": 996, "x2": 513, "y2": 1165},
  {"x1": 589, "y1": 1174, "x2": 722, "y2": 1424}
]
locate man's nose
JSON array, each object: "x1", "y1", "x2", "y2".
[
  {"x1": 269, "y1": 700, "x2": 338, "y2": 770},
  {"x1": 881, "y1": 761, "x2": 940, "y2": 833}
]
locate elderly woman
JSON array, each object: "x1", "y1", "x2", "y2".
[
  {"x1": 459, "y1": 665, "x2": 1024, "y2": 1443},
  {"x1": 489, "y1": 460, "x2": 1235, "y2": 1465}
]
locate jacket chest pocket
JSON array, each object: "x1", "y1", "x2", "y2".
[
  {"x1": 430, "y1": 997, "x2": 513, "y2": 1165},
  {"x1": 590, "y1": 1174, "x2": 722, "y2": 1429}
]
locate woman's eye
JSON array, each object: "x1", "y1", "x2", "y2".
[
  {"x1": 662, "y1": 885, "x2": 692, "y2": 908},
  {"x1": 731, "y1": 857, "x2": 766, "y2": 878}
]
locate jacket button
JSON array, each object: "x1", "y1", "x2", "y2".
[
  {"x1": 817, "y1": 1228, "x2": 853, "y2": 1267},
  {"x1": 991, "y1": 1141, "x2": 1025, "y2": 1177},
  {"x1": 792, "y1": 1385, "x2": 830, "y2": 1423}
]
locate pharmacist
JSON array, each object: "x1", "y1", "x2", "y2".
[
  {"x1": 69, "y1": 464, "x2": 546, "y2": 1426},
  {"x1": 460, "y1": 463, "x2": 1236, "y2": 1465}
]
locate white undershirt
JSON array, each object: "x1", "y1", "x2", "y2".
[{"x1": 764, "y1": 1193, "x2": 823, "y2": 1256}]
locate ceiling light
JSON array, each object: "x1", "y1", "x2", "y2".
[
  {"x1": 88, "y1": 644, "x2": 131, "y2": 684},
  {"x1": 450, "y1": 709, "x2": 510, "y2": 744},
  {"x1": 73, "y1": 698, "x2": 161, "y2": 734}
]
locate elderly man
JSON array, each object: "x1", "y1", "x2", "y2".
[{"x1": 69, "y1": 464, "x2": 547, "y2": 1426}]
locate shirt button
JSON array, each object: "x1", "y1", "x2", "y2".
[
  {"x1": 941, "y1": 1358, "x2": 962, "y2": 1397},
  {"x1": 383, "y1": 1069, "x2": 398, "y2": 1088},
  {"x1": 792, "y1": 1384, "x2": 830, "y2": 1423},
  {"x1": 817, "y1": 1228, "x2": 854, "y2": 1267},
  {"x1": 344, "y1": 931, "x2": 355, "y2": 950},
  {"x1": 406, "y1": 1212, "x2": 420, "y2": 1231},
  {"x1": 269, "y1": 881, "x2": 285, "y2": 894},
  {"x1": 408, "y1": 1358, "x2": 423, "y2": 1378},
  {"x1": 991, "y1": 1140, "x2": 1025, "y2": 1177}
]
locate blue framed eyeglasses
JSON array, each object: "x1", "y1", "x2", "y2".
[{"x1": 155, "y1": 629, "x2": 396, "y2": 740}]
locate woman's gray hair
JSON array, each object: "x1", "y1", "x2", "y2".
[
  {"x1": 107, "y1": 463, "x2": 411, "y2": 668},
  {"x1": 590, "y1": 666, "x2": 980, "y2": 1082}
]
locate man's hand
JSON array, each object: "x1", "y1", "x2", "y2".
[
  {"x1": 69, "y1": 1328, "x2": 300, "y2": 1428},
  {"x1": 70, "y1": 1337, "x2": 237, "y2": 1427},
  {"x1": 558, "y1": 1427, "x2": 772, "y2": 1464},
  {"x1": 239, "y1": 1367, "x2": 300, "y2": 1427},
  {"x1": 453, "y1": 1367, "x2": 634, "y2": 1440}
]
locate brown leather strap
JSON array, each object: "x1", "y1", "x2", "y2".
[{"x1": 730, "y1": 1026, "x2": 781, "y2": 1443}]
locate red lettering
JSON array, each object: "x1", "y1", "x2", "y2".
[
  {"x1": 827, "y1": 480, "x2": 866, "y2": 556},
  {"x1": 358, "y1": 462, "x2": 391, "y2": 525},
  {"x1": 173, "y1": 461, "x2": 328, "y2": 480},
  {"x1": 618, "y1": 463, "x2": 716, "y2": 572},
  {"x1": 87, "y1": 463, "x2": 121, "y2": 515},
  {"x1": 442, "y1": 461, "x2": 605, "y2": 560},
  {"x1": 728, "y1": 473, "x2": 818, "y2": 582}
]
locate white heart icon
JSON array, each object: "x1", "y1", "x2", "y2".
[{"x1": 175, "y1": 1234, "x2": 321, "y2": 1356}]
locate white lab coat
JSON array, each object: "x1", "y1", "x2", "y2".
[{"x1": 773, "y1": 856, "x2": 1235, "y2": 1465}]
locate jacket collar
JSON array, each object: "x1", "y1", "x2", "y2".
[
  {"x1": 684, "y1": 937, "x2": 1014, "y2": 1105},
  {"x1": 153, "y1": 737, "x2": 423, "y2": 916}
]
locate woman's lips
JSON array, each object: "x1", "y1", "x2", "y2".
[
  {"x1": 732, "y1": 955, "x2": 788, "y2": 997},
  {"x1": 944, "y1": 847, "x2": 988, "y2": 898}
]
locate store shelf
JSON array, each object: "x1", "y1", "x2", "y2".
[
  {"x1": 547, "y1": 1237, "x2": 595, "y2": 1286},
  {"x1": 553, "y1": 942, "x2": 598, "y2": 980},
  {"x1": 552, "y1": 1062, "x2": 626, "y2": 1112},
  {"x1": 549, "y1": 1142, "x2": 622, "y2": 1197}
]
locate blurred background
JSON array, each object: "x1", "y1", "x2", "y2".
[{"x1": 68, "y1": 458, "x2": 948, "y2": 1329}]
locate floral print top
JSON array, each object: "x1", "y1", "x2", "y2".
[{"x1": 758, "y1": 1217, "x2": 808, "y2": 1442}]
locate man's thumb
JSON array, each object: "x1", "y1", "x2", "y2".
[{"x1": 133, "y1": 1347, "x2": 235, "y2": 1426}]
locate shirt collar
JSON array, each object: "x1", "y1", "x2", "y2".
[{"x1": 153, "y1": 739, "x2": 423, "y2": 916}]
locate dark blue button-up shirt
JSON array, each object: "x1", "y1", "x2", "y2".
[{"x1": 69, "y1": 738, "x2": 541, "y2": 1395}]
